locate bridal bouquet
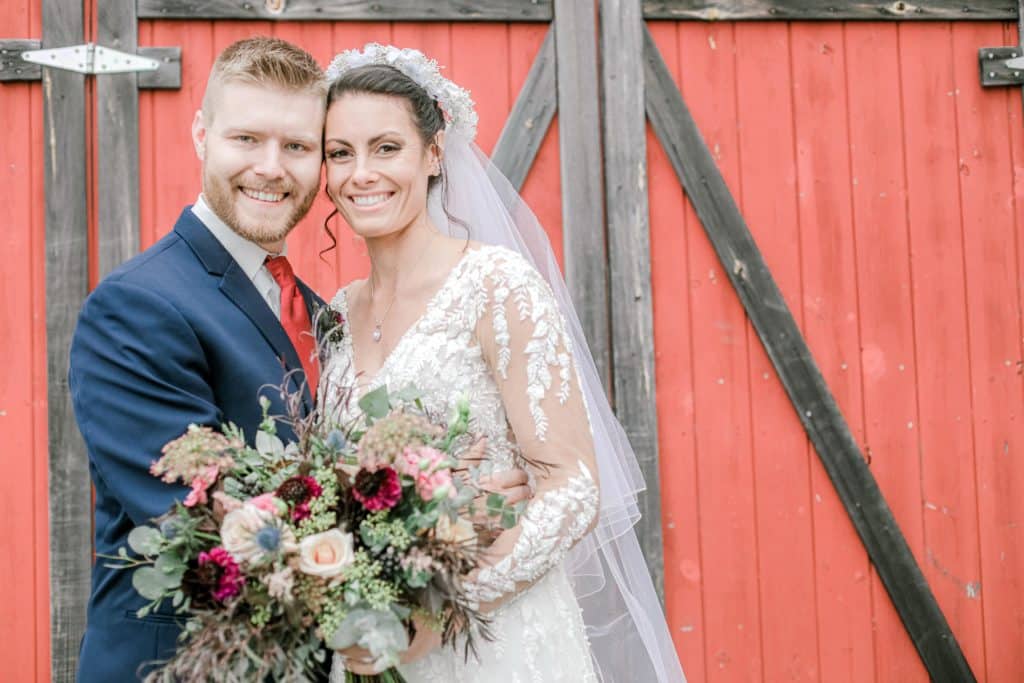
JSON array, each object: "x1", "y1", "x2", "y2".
[{"x1": 109, "y1": 357, "x2": 522, "y2": 682}]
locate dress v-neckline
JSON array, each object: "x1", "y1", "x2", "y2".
[{"x1": 338, "y1": 246, "x2": 482, "y2": 387}]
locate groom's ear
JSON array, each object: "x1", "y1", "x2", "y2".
[{"x1": 191, "y1": 110, "x2": 207, "y2": 161}]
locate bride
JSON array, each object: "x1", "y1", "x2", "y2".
[{"x1": 320, "y1": 45, "x2": 685, "y2": 682}]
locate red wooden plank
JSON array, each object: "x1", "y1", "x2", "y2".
[
  {"x1": 734, "y1": 21, "x2": 821, "y2": 683},
  {"x1": 897, "y1": 20, "x2": 985, "y2": 681},
  {"x1": 648, "y1": 22, "x2": 706, "y2": 681},
  {"x1": 674, "y1": 20, "x2": 764, "y2": 682},
  {"x1": 0, "y1": 62, "x2": 41, "y2": 683},
  {"x1": 138, "y1": 20, "x2": 156, "y2": 251},
  {"x1": 843, "y1": 21, "x2": 921, "y2": 683},
  {"x1": 449, "y1": 23, "x2": 510, "y2": 156},
  {"x1": 1, "y1": 1, "x2": 47, "y2": 679},
  {"x1": 30, "y1": 3, "x2": 47, "y2": 679},
  {"x1": 951, "y1": 20, "x2": 1023, "y2": 682},
  {"x1": 144, "y1": 20, "x2": 213, "y2": 239},
  {"x1": 508, "y1": 23, "x2": 563, "y2": 267},
  {"x1": 1001, "y1": 19, "x2": 1024, "y2": 683}
]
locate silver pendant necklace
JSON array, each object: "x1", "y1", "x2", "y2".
[{"x1": 368, "y1": 231, "x2": 438, "y2": 344}]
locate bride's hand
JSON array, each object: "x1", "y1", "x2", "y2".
[
  {"x1": 399, "y1": 616, "x2": 444, "y2": 665},
  {"x1": 336, "y1": 645, "x2": 380, "y2": 676},
  {"x1": 336, "y1": 616, "x2": 444, "y2": 674}
]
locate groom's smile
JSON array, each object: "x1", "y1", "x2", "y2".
[{"x1": 192, "y1": 80, "x2": 325, "y2": 252}]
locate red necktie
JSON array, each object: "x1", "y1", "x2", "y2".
[{"x1": 264, "y1": 256, "x2": 318, "y2": 395}]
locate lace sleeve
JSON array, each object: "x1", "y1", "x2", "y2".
[{"x1": 465, "y1": 251, "x2": 600, "y2": 610}]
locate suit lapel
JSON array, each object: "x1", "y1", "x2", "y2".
[{"x1": 175, "y1": 208, "x2": 314, "y2": 412}]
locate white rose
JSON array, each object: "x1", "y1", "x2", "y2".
[
  {"x1": 298, "y1": 529, "x2": 354, "y2": 578},
  {"x1": 435, "y1": 515, "x2": 477, "y2": 546},
  {"x1": 220, "y1": 504, "x2": 274, "y2": 563}
]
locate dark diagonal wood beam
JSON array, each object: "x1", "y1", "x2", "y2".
[
  {"x1": 492, "y1": 27, "x2": 556, "y2": 192},
  {"x1": 642, "y1": 26, "x2": 976, "y2": 683}
]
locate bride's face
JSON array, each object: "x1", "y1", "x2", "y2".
[{"x1": 323, "y1": 93, "x2": 440, "y2": 240}]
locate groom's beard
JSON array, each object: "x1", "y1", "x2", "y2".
[{"x1": 203, "y1": 168, "x2": 319, "y2": 247}]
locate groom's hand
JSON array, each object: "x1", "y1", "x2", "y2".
[{"x1": 478, "y1": 468, "x2": 531, "y2": 507}]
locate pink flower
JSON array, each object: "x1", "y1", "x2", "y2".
[
  {"x1": 396, "y1": 447, "x2": 455, "y2": 501},
  {"x1": 417, "y1": 469, "x2": 455, "y2": 501},
  {"x1": 183, "y1": 465, "x2": 219, "y2": 507},
  {"x1": 249, "y1": 493, "x2": 281, "y2": 515},
  {"x1": 352, "y1": 467, "x2": 402, "y2": 511},
  {"x1": 198, "y1": 546, "x2": 243, "y2": 602}
]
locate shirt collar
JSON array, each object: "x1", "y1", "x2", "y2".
[{"x1": 190, "y1": 194, "x2": 286, "y2": 281}]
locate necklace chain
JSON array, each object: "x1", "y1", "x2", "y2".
[{"x1": 368, "y1": 231, "x2": 439, "y2": 343}]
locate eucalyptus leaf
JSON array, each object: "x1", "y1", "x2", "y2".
[
  {"x1": 358, "y1": 385, "x2": 392, "y2": 419},
  {"x1": 501, "y1": 509, "x2": 518, "y2": 529},
  {"x1": 393, "y1": 385, "x2": 422, "y2": 403},
  {"x1": 255, "y1": 430, "x2": 285, "y2": 458},
  {"x1": 127, "y1": 526, "x2": 163, "y2": 556},
  {"x1": 155, "y1": 552, "x2": 186, "y2": 583},
  {"x1": 132, "y1": 566, "x2": 170, "y2": 601},
  {"x1": 486, "y1": 492, "x2": 505, "y2": 516}
]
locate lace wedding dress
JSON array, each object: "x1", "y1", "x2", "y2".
[{"x1": 324, "y1": 245, "x2": 601, "y2": 682}]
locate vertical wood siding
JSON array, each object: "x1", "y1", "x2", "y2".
[
  {"x1": 8, "y1": 11, "x2": 1024, "y2": 682},
  {"x1": 650, "y1": 19, "x2": 1023, "y2": 682},
  {"x1": 0, "y1": 0, "x2": 49, "y2": 681}
]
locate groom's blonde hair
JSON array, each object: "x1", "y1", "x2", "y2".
[{"x1": 202, "y1": 36, "x2": 326, "y2": 122}]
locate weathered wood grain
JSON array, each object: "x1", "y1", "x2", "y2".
[
  {"x1": 554, "y1": 0, "x2": 611, "y2": 394},
  {"x1": 643, "y1": 0, "x2": 1016, "y2": 20},
  {"x1": 492, "y1": 27, "x2": 556, "y2": 192},
  {"x1": 98, "y1": 0, "x2": 141, "y2": 276},
  {"x1": 42, "y1": 0, "x2": 91, "y2": 679},
  {"x1": 0, "y1": 40, "x2": 41, "y2": 81},
  {"x1": 138, "y1": 0, "x2": 552, "y2": 21},
  {"x1": 599, "y1": 0, "x2": 664, "y2": 602},
  {"x1": 643, "y1": 25, "x2": 976, "y2": 683},
  {"x1": 137, "y1": 47, "x2": 181, "y2": 90}
]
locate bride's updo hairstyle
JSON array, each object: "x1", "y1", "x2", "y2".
[{"x1": 320, "y1": 64, "x2": 469, "y2": 253}]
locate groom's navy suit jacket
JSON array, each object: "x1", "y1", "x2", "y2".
[{"x1": 69, "y1": 207, "x2": 324, "y2": 682}]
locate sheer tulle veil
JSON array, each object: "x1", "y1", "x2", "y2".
[{"x1": 327, "y1": 45, "x2": 686, "y2": 683}]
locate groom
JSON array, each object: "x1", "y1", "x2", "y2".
[
  {"x1": 70, "y1": 37, "x2": 527, "y2": 681},
  {"x1": 69, "y1": 36, "x2": 329, "y2": 682}
]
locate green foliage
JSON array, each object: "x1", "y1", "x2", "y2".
[
  {"x1": 127, "y1": 525, "x2": 164, "y2": 556},
  {"x1": 358, "y1": 386, "x2": 392, "y2": 421}
]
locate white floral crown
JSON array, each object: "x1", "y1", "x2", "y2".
[{"x1": 325, "y1": 43, "x2": 478, "y2": 141}]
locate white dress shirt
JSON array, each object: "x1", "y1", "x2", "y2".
[{"x1": 190, "y1": 194, "x2": 285, "y2": 320}]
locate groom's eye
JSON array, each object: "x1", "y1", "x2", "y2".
[{"x1": 235, "y1": 135, "x2": 256, "y2": 144}]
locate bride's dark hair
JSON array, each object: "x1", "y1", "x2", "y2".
[{"x1": 319, "y1": 64, "x2": 469, "y2": 259}]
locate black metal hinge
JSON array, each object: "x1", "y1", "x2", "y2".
[{"x1": 979, "y1": 47, "x2": 1024, "y2": 87}]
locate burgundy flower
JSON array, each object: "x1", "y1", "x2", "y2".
[
  {"x1": 197, "y1": 546, "x2": 243, "y2": 603},
  {"x1": 275, "y1": 475, "x2": 323, "y2": 522},
  {"x1": 351, "y1": 467, "x2": 402, "y2": 511}
]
